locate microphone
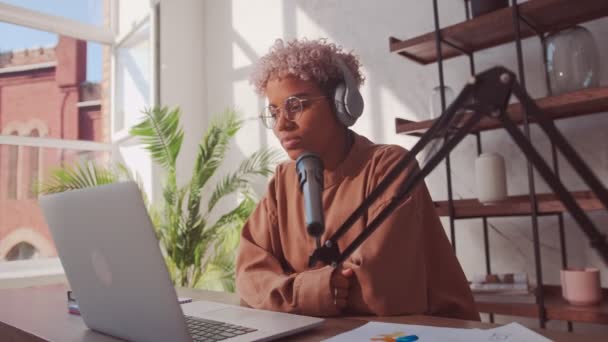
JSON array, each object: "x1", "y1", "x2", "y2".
[{"x1": 296, "y1": 152, "x2": 325, "y2": 238}]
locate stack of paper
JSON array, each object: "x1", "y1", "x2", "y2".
[{"x1": 323, "y1": 321, "x2": 551, "y2": 342}]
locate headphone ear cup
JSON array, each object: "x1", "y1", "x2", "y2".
[
  {"x1": 333, "y1": 82, "x2": 356, "y2": 127},
  {"x1": 332, "y1": 57, "x2": 364, "y2": 127}
]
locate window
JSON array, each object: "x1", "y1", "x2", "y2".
[
  {"x1": 0, "y1": 2, "x2": 114, "y2": 278},
  {"x1": 7, "y1": 131, "x2": 18, "y2": 199},
  {"x1": 114, "y1": 18, "x2": 151, "y2": 132},
  {"x1": 27, "y1": 129, "x2": 40, "y2": 198},
  {"x1": 0, "y1": 0, "x2": 158, "y2": 287},
  {"x1": 3, "y1": 121, "x2": 49, "y2": 199},
  {"x1": 5, "y1": 242, "x2": 39, "y2": 261},
  {"x1": 0, "y1": 0, "x2": 105, "y2": 27}
]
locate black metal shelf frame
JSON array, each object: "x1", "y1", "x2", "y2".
[{"x1": 429, "y1": 0, "x2": 572, "y2": 329}]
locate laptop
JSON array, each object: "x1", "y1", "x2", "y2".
[{"x1": 39, "y1": 181, "x2": 323, "y2": 342}]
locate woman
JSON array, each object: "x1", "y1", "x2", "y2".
[{"x1": 236, "y1": 38, "x2": 479, "y2": 320}]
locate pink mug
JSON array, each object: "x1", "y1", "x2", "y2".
[{"x1": 560, "y1": 268, "x2": 602, "y2": 306}]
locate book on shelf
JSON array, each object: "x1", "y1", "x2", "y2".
[
  {"x1": 470, "y1": 282, "x2": 529, "y2": 292},
  {"x1": 473, "y1": 288, "x2": 537, "y2": 304},
  {"x1": 469, "y1": 273, "x2": 535, "y2": 303},
  {"x1": 470, "y1": 273, "x2": 528, "y2": 284}
]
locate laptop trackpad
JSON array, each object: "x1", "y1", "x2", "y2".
[
  {"x1": 205, "y1": 308, "x2": 254, "y2": 323},
  {"x1": 198, "y1": 307, "x2": 306, "y2": 331}
]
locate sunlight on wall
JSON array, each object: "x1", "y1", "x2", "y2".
[
  {"x1": 232, "y1": 78, "x2": 281, "y2": 155},
  {"x1": 293, "y1": 6, "x2": 329, "y2": 39},
  {"x1": 232, "y1": 41, "x2": 251, "y2": 70},
  {"x1": 118, "y1": 0, "x2": 150, "y2": 35},
  {"x1": 232, "y1": 0, "x2": 284, "y2": 54}
]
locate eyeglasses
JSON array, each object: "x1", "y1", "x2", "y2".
[{"x1": 259, "y1": 95, "x2": 328, "y2": 129}]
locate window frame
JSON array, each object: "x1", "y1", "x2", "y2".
[
  {"x1": 112, "y1": 14, "x2": 152, "y2": 139},
  {"x1": 0, "y1": 1, "x2": 114, "y2": 44},
  {"x1": 0, "y1": 0, "x2": 159, "y2": 282}
]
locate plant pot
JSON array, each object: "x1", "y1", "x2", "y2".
[
  {"x1": 471, "y1": 0, "x2": 509, "y2": 18},
  {"x1": 560, "y1": 268, "x2": 602, "y2": 306}
]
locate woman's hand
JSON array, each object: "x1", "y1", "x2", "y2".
[{"x1": 330, "y1": 267, "x2": 354, "y2": 312}]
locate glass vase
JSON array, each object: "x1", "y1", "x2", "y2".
[{"x1": 545, "y1": 25, "x2": 600, "y2": 96}]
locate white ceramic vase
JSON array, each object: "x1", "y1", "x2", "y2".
[{"x1": 475, "y1": 153, "x2": 508, "y2": 205}]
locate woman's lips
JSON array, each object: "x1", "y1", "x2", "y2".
[{"x1": 281, "y1": 137, "x2": 302, "y2": 149}]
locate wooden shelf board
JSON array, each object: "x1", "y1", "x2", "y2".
[
  {"x1": 476, "y1": 301, "x2": 539, "y2": 318},
  {"x1": 396, "y1": 87, "x2": 608, "y2": 136},
  {"x1": 389, "y1": 0, "x2": 608, "y2": 65},
  {"x1": 434, "y1": 191, "x2": 603, "y2": 219},
  {"x1": 476, "y1": 285, "x2": 608, "y2": 324}
]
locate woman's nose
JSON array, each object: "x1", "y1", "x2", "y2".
[{"x1": 275, "y1": 110, "x2": 295, "y2": 131}]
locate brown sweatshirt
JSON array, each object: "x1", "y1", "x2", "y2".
[{"x1": 236, "y1": 132, "x2": 479, "y2": 320}]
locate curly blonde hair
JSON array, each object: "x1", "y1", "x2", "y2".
[{"x1": 250, "y1": 38, "x2": 364, "y2": 96}]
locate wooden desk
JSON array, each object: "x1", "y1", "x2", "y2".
[{"x1": 1, "y1": 284, "x2": 607, "y2": 342}]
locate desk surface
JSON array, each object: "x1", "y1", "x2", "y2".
[{"x1": 1, "y1": 284, "x2": 607, "y2": 342}]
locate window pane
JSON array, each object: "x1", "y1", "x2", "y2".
[
  {"x1": 0, "y1": 22, "x2": 109, "y2": 142},
  {"x1": 0, "y1": 145, "x2": 110, "y2": 264},
  {"x1": 0, "y1": 21, "x2": 57, "y2": 51},
  {"x1": 27, "y1": 145, "x2": 40, "y2": 198},
  {"x1": 7, "y1": 135, "x2": 18, "y2": 199},
  {"x1": 0, "y1": 0, "x2": 106, "y2": 27},
  {"x1": 115, "y1": 19, "x2": 151, "y2": 132},
  {"x1": 5, "y1": 242, "x2": 38, "y2": 261}
]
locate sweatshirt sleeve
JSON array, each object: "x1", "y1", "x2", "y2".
[
  {"x1": 235, "y1": 173, "x2": 340, "y2": 317},
  {"x1": 344, "y1": 146, "x2": 479, "y2": 320}
]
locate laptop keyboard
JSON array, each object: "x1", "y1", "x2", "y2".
[{"x1": 185, "y1": 315, "x2": 257, "y2": 341}]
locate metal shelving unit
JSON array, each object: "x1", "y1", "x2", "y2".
[{"x1": 391, "y1": 0, "x2": 608, "y2": 330}]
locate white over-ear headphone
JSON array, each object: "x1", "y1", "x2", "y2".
[{"x1": 333, "y1": 56, "x2": 364, "y2": 127}]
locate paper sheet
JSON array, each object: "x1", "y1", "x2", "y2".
[
  {"x1": 323, "y1": 321, "x2": 483, "y2": 342},
  {"x1": 478, "y1": 322, "x2": 552, "y2": 342},
  {"x1": 323, "y1": 321, "x2": 551, "y2": 342}
]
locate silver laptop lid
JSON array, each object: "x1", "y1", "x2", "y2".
[{"x1": 40, "y1": 181, "x2": 192, "y2": 342}]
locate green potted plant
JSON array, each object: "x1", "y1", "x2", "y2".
[{"x1": 39, "y1": 106, "x2": 280, "y2": 291}]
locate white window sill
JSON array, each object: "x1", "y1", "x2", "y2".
[{"x1": 0, "y1": 258, "x2": 66, "y2": 289}]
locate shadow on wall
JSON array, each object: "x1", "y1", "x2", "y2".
[{"x1": 202, "y1": 0, "x2": 284, "y2": 218}]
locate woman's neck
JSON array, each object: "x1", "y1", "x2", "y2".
[{"x1": 321, "y1": 128, "x2": 353, "y2": 171}]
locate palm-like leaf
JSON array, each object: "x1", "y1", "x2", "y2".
[
  {"x1": 38, "y1": 161, "x2": 130, "y2": 195},
  {"x1": 40, "y1": 105, "x2": 281, "y2": 292},
  {"x1": 197, "y1": 252, "x2": 237, "y2": 291},
  {"x1": 194, "y1": 109, "x2": 242, "y2": 189},
  {"x1": 207, "y1": 196, "x2": 256, "y2": 235},
  {"x1": 129, "y1": 106, "x2": 184, "y2": 170},
  {"x1": 185, "y1": 109, "x2": 242, "y2": 230},
  {"x1": 207, "y1": 148, "x2": 281, "y2": 215},
  {"x1": 197, "y1": 209, "x2": 247, "y2": 291}
]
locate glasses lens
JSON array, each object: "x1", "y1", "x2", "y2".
[
  {"x1": 260, "y1": 107, "x2": 277, "y2": 129},
  {"x1": 284, "y1": 97, "x2": 303, "y2": 120}
]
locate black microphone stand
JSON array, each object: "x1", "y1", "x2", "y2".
[{"x1": 308, "y1": 66, "x2": 608, "y2": 268}]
